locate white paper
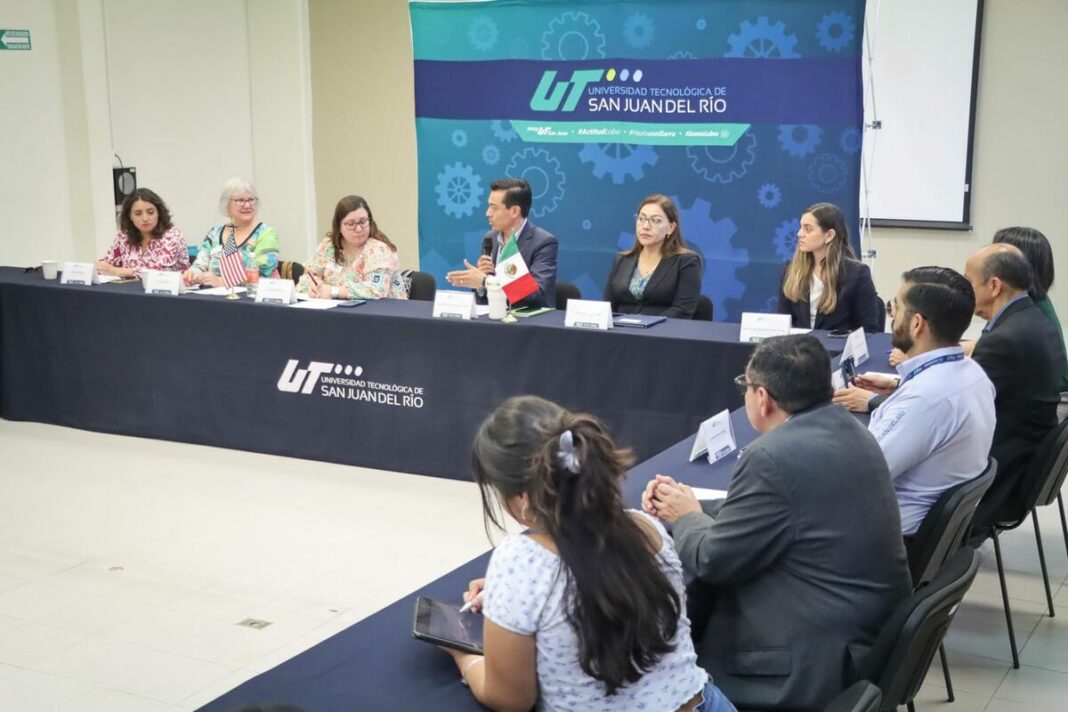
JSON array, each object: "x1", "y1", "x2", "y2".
[
  {"x1": 290, "y1": 299, "x2": 341, "y2": 310},
  {"x1": 475, "y1": 305, "x2": 491, "y2": 317},
  {"x1": 689, "y1": 409, "x2": 737, "y2": 464},
  {"x1": 691, "y1": 487, "x2": 729, "y2": 501},
  {"x1": 256, "y1": 277, "x2": 297, "y2": 304},
  {"x1": 433, "y1": 290, "x2": 477, "y2": 319},
  {"x1": 840, "y1": 327, "x2": 870, "y2": 368},
  {"x1": 831, "y1": 370, "x2": 846, "y2": 390},
  {"x1": 789, "y1": 327, "x2": 812, "y2": 334},
  {"x1": 60, "y1": 262, "x2": 96, "y2": 286},
  {"x1": 739, "y1": 312, "x2": 791, "y2": 343},
  {"x1": 198, "y1": 286, "x2": 248, "y2": 296},
  {"x1": 564, "y1": 299, "x2": 613, "y2": 330},
  {"x1": 94, "y1": 274, "x2": 122, "y2": 284}
]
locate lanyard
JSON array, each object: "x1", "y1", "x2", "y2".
[{"x1": 899, "y1": 353, "x2": 964, "y2": 387}]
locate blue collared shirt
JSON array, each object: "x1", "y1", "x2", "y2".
[
  {"x1": 983, "y1": 293, "x2": 1029, "y2": 333},
  {"x1": 867, "y1": 345, "x2": 996, "y2": 535}
]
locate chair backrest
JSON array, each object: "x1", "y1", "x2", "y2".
[
  {"x1": 277, "y1": 261, "x2": 305, "y2": 284},
  {"x1": 823, "y1": 680, "x2": 882, "y2": 712},
  {"x1": 555, "y1": 281, "x2": 581, "y2": 310},
  {"x1": 1024, "y1": 415, "x2": 1068, "y2": 509},
  {"x1": 859, "y1": 548, "x2": 979, "y2": 711},
  {"x1": 875, "y1": 295, "x2": 887, "y2": 331},
  {"x1": 405, "y1": 270, "x2": 436, "y2": 301},
  {"x1": 908, "y1": 458, "x2": 996, "y2": 586},
  {"x1": 693, "y1": 295, "x2": 714, "y2": 321}
]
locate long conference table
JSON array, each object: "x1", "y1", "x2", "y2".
[
  {"x1": 197, "y1": 335, "x2": 894, "y2": 711},
  {"x1": 1, "y1": 267, "x2": 852, "y2": 480}
]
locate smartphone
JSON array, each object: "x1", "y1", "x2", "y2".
[
  {"x1": 828, "y1": 329, "x2": 852, "y2": 338},
  {"x1": 336, "y1": 299, "x2": 366, "y2": 308},
  {"x1": 841, "y1": 356, "x2": 858, "y2": 387},
  {"x1": 411, "y1": 597, "x2": 484, "y2": 655}
]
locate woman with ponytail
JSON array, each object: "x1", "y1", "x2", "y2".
[{"x1": 441, "y1": 395, "x2": 734, "y2": 712}]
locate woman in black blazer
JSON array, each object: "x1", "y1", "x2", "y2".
[
  {"x1": 777, "y1": 202, "x2": 881, "y2": 332},
  {"x1": 604, "y1": 195, "x2": 703, "y2": 319}
]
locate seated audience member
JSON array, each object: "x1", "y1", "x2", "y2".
[
  {"x1": 444, "y1": 396, "x2": 735, "y2": 712},
  {"x1": 184, "y1": 177, "x2": 279, "y2": 287},
  {"x1": 296, "y1": 195, "x2": 408, "y2": 300},
  {"x1": 777, "y1": 202, "x2": 881, "y2": 332},
  {"x1": 834, "y1": 267, "x2": 995, "y2": 536},
  {"x1": 97, "y1": 188, "x2": 189, "y2": 277},
  {"x1": 992, "y1": 227, "x2": 1068, "y2": 391},
  {"x1": 965, "y1": 244, "x2": 1066, "y2": 531},
  {"x1": 445, "y1": 178, "x2": 558, "y2": 309},
  {"x1": 603, "y1": 194, "x2": 702, "y2": 318},
  {"x1": 643, "y1": 335, "x2": 910, "y2": 711}
]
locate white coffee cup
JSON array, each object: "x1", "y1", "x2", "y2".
[{"x1": 41, "y1": 260, "x2": 59, "y2": 280}]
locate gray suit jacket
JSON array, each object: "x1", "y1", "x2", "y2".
[{"x1": 673, "y1": 404, "x2": 911, "y2": 711}]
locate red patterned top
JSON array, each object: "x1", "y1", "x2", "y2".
[{"x1": 100, "y1": 227, "x2": 189, "y2": 276}]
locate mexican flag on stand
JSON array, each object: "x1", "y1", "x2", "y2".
[{"x1": 497, "y1": 234, "x2": 538, "y2": 304}]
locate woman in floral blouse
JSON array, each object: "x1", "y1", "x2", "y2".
[
  {"x1": 183, "y1": 177, "x2": 279, "y2": 287},
  {"x1": 97, "y1": 188, "x2": 189, "y2": 277},
  {"x1": 297, "y1": 195, "x2": 408, "y2": 300}
]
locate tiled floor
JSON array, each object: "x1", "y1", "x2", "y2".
[{"x1": 2, "y1": 420, "x2": 1068, "y2": 711}]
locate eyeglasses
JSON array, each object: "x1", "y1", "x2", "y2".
[
  {"x1": 887, "y1": 298, "x2": 924, "y2": 321},
  {"x1": 342, "y1": 219, "x2": 370, "y2": 230},
  {"x1": 635, "y1": 214, "x2": 666, "y2": 228},
  {"x1": 230, "y1": 197, "x2": 258, "y2": 206},
  {"x1": 734, "y1": 373, "x2": 777, "y2": 400}
]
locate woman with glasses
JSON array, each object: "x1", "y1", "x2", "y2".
[
  {"x1": 296, "y1": 195, "x2": 408, "y2": 300},
  {"x1": 603, "y1": 194, "x2": 702, "y2": 318},
  {"x1": 183, "y1": 177, "x2": 279, "y2": 287},
  {"x1": 777, "y1": 202, "x2": 881, "y2": 333}
]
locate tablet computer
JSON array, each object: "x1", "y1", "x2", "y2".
[{"x1": 411, "y1": 596, "x2": 484, "y2": 655}]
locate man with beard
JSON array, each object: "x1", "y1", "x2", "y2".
[{"x1": 840, "y1": 266, "x2": 995, "y2": 539}]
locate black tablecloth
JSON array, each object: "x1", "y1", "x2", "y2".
[{"x1": 0, "y1": 267, "x2": 854, "y2": 480}]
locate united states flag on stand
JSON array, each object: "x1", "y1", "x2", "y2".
[{"x1": 220, "y1": 231, "x2": 246, "y2": 289}]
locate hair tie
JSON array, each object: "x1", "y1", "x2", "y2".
[{"x1": 556, "y1": 430, "x2": 581, "y2": 474}]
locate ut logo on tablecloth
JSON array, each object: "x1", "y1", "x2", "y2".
[
  {"x1": 277, "y1": 360, "x2": 362, "y2": 394},
  {"x1": 276, "y1": 359, "x2": 426, "y2": 409}
]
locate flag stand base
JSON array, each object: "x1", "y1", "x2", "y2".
[
  {"x1": 226, "y1": 291, "x2": 240, "y2": 301},
  {"x1": 501, "y1": 310, "x2": 517, "y2": 324}
]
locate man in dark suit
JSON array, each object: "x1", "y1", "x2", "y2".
[
  {"x1": 643, "y1": 335, "x2": 911, "y2": 711},
  {"x1": 445, "y1": 178, "x2": 558, "y2": 309},
  {"x1": 966, "y1": 244, "x2": 1066, "y2": 530}
]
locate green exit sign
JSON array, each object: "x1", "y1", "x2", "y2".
[{"x1": 1, "y1": 30, "x2": 31, "y2": 51}]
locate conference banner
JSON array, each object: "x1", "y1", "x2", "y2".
[{"x1": 411, "y1": 0, "x2": 865, "y2": 321}]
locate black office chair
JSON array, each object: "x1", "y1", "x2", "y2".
[
  {"x1": 875, "y1": 295, "x2": 887, "y2": 331},
  {"x1": 277, "y1": 260, "x2": 305, "y2": 284},
  {"x1": 555, "y1": 281, "x2": 581, "y2": 310},
  {"x1": 858, "y1": 548, "x2": 980, "y2": 712},
  {"x1": 824, "y1": 681, "x2": 882, "y2": 712},
  {"x1": 404, "y1": 270, "x2": 436, "y2": 301},
  {"x1": 906, "y1": 459, "x2": 996, "y2": 701},
  {"x1": 693, "y1": 295, "x2": 714, "y2": 321}
]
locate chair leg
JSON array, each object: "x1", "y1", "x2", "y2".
[
  {"x1": 1033, "y1": 510, "x2": 1056, "y2": 617},
  {"x1": 1058, "y1": 493, "x2": 1068, "y2": 559},
  {"x1": 939, "y1": 643, "x2": 955, "y2": 702},
  {"x1": 992, "y1": 530, "x2": 1021, "y2": 668}
]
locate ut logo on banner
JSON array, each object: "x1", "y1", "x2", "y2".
[
  {"x1": 277, "y1": 359, "x2": 363, "y2": 394},
  {"x1": 530, "y1": 69, "x2": 604, "y2": 112}
]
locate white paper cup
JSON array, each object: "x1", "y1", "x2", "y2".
[{"x1": 41, "y1": 260, "x2": 59, "y2": 280}]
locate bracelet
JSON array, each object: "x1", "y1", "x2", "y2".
[{"x1": 461, "y1": 656, "x2": 484, "y2": 686}]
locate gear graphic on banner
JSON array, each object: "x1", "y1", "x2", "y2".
[
  {"x1": 468, "y1": 16, "x2": 499, "y2": 52},
  {"x1": 504, "y1": 148, "x2": 566, "y2": 218},
  {"x1": 764, "y1": 294, "x2": 780, "y2": 313},
  {"x1": 667, "y1": 50, "x2": 697, "y2": 60},
  {"x1": 686, "y1": 132, "x2": 757, "y2": 184},
  {"x1": 435, "y1": 162, "x2": 483, "y2": 219},
  {"x1": 481, "y1": 144, "x2": 501, "y2": 166},
  {"x1": 816, "y1": 11, "x2": 855, "y2": 53},
  {"x1": 675, "y1": 196, "x2": 748, "y2": 318},
  {"x1": 757, "y1": 183, "x2": 783, "y2": 209},
  {"x1": 808, "y1": 153, "x2": 848, "y2": 195},
  {"x1": 778, "y1": 125, "x2": 823, "y2": 158},
  {"x1": 773, "y1": 217, "x2": 801, "y2": 261},
  {"x1": 839, "y1": 128, "x2": 862, "y2": 154},
  {"x1": 725, "y1": 16, "x2": 800, "y2": 59},
  {"x1": 623, "y1": 13, "x2": 655, "y2": 49},
  {"x1": 510, "y1": 38, "x2": 530, "y2": 58},
  {"x1": 541, "y1": 11, "x2": 607, "y2": 60},
  {"x1": 490, "y1": 120, "x2": 518, "y2": 143},
  {"x1": 451, "y1": 129, "x2": 468, "y2": 148},
  {"x1": 579, "y1": 143, "x2": 659, "y2": 184}
]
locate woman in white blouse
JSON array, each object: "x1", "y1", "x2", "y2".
[{"x1": 441, "y1": 396, "x2": 736, "y2": 712}]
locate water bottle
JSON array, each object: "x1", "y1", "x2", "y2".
[{"x1": 485, "y1": 276, "x2": 507, "y2": 320}]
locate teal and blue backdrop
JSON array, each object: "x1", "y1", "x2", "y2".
[{"x1": 410, "y1": 0, "x2": 865, "y2": 321}]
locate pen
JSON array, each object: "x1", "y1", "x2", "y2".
[{"x1": 459, "y1": 593, "x2": 483, "y2": 614}]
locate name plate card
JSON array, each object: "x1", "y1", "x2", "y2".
[
  {"x1": 564, "y1": 299, "x2": 613, "y2": 330},
  {"x1": 433, "y1": 290, "x2": 477, "y2": 320},
  {"x1": 60, "y1": 262, "x2": 96, "y2": 286},
  {"x1": 739, "y1": 312, "x2": 791, "y2": 343},
  {"x1": 142, "y1": 270, "x2": 183, "y2": 295},
  {"x1": 840, "y1": 327, "x2": 870, "y2": 368},
  {"x1": 256, "y1": 277, "x2": 297, "y2": 304},
  {"x1": 689, "y1": 409, "x2": 738, "y2": 464}
]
